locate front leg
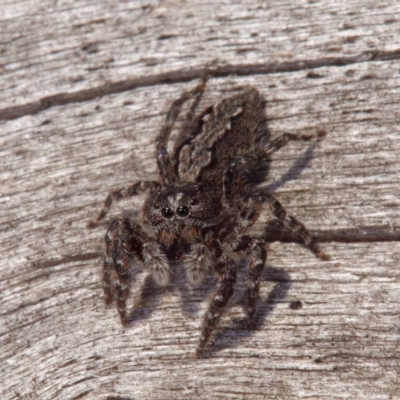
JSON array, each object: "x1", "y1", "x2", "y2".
[
  {"x1": 183, "y1": 231, "x2": 214, "y2": 286},
  {"x1": 196, "y1": 253, "x2": 237, "y2": 358},
  {"x1": 104, "y1": 217, "x2": 170, "y2": 325},
  {"x1": 87, "y1": 180, "x2": 161, "y2": 228},
  {"x1": 184, "y1": 242, "x2": 212, "y2": 285}
]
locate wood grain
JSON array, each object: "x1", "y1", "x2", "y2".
[
  {"x1": 1, "y1": 0, "x2": 400, "y2": 115},
  {"x1": 1, "y1": 1, "x2": 399, "y2": 399}
]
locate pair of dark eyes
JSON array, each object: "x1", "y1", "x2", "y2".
[{"x1": 154, "y1": 199, "x2": 198, "y2": 218}]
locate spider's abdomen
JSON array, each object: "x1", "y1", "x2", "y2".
[{"x1": 178, "y1": 88, "x2": 269, "y2": 191}]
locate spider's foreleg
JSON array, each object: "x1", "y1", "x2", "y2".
[
  {"x1": 196, "y1": 253, "x2": 236, "y2": 358},
  {"x1": 87, "y1": 180, "x2": 160, "y2": 228},
  {"x1": 105, "y1": 217, "x2": 170, "y2": 325},
  {"x1": 184, "y1": 233, "x2": 214, "y2": 285}
]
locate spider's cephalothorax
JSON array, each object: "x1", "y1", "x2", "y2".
[{"x1": 88, "y1": 79, "x2": 328, "y2": 357}]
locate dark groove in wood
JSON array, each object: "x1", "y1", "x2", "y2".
[
  {"x1": 31, "y1": 252, "x2": 102, "y2": 269},
  {"x1": 312, "y1": 226, "x2": 400, "y2": 243},
  {"x1": 29, "y1": 226, "x2": 399, "y2": 270},
  {"x1": 1, "y1": 48, "x2": 399, "y2": 121},
  {"x1": 265, "y1": 225, "x2": 400, "y2": 245}
]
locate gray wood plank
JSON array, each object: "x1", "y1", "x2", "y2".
[
  {"x1": 1, "y1": 0, "x2": 400, "y2": 113},
  {"x1": 2, "y1": 63, "x2": 400, "y2": 398},
  {"x1": 1, "y1": 242, "x2": 399, "y2": 399},
  {"x1": 1, "y1": 0, "x2": 399, "y2": 399}
]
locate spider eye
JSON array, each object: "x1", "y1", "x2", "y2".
[
  {"x1": 161, "y1": 207, "x2": 174, "y2": 219},
  {"x1": 176, "y1": 205, "x2": 189, "y2": 217},
  {"x1": 189, "y1": 198, "x2": 198, "y2": 206},
  {"x1": 154, "y1": 203, "x2": 160, "y2": 209}
]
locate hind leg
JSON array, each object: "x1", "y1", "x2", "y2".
[
  {"x1": 238, "y1": 191, "x2": 329, "y2": 260},
  {"x1": 263, "y1": 131, "x2": 326, "y2": 155},
  {"x1": 156, "y1": 78, "x2": 207, "y2": 184}
]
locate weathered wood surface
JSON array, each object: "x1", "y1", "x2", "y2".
[
  {"x1": 2, "y1": 0, "x2": 400, "y2": 116},
  {"x1": 1, "y1": 1, "x2": 399, "y2": 399}
]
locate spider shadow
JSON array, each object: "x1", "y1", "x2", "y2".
[
  {"x1": 125, "y1": 262, "x2": 216, "y2": 324},
  {"x1": 125, "y1": 273, "x2": 168, "y2": 323},
  {"x1": 123, "y1": 257, "x2": 291, "y2": 355},
  {"x1": 264, "y1": 134, "x2": 325, "y2": 193},
  {"x1": 176, "y1": 269, "x2": 218, "y2": 319},
  {"x1": 206, "y1": 264, "x2": 291, "y2": 357}
]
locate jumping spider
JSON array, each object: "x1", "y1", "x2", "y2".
[{"x1": 88, "y1": 78, "x2": 328, "y2": 357}]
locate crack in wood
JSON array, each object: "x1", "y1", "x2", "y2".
[
  {"x1": 31, "y1": 252, "x2": 102, "y2": 269},
  {"x1": 29, "y1": 227, "x2": 399, "y2": 270},
  {"x1": 1, "y1": 48, "x2": 399, "y2": 121},
  {"x1": 264, "y1": 224, "x2": 399, "y2": 246},
  {"x1": 312, "y1": 226, "x2": 400, "y2": 243}
]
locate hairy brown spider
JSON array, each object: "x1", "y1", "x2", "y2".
[{"x1": 88, "y1": 79, "x2": 328, "y2": 357}]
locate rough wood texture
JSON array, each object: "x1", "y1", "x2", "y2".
[{"x1": 1, "y1": 1, "x2": 399, "y2": 399}]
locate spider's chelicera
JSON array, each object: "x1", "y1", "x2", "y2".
[{"x1": 88, "y1": 79, "x2": 328, "y2": 357}]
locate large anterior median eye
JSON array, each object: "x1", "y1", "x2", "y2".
[
  {"x1": 176, "y1": 205, "x2": 189, "y2": 217},
  {"x1": 161, "y1": 207, "x2": 174, "y2": 218}
]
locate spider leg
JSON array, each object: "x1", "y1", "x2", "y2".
[
  {"x1": 87, "y1": 180, "x2": 160, "y2": 228},
  {"x1": 183, "y1": 230, "x2": 216, "y2": 286},
  {"x1": 156, "y1": 78, "x2": 207, "y2": 185},
  {"x1": 105, "y1": 216, "x2": 170, "y2": 325},
  {"x1": 105, "y1": 218, "x2": 134, "y2": 324},
  {"x1": 240, "y1": 191, "x2": 329, "y2": 260},
  {"x1": 196, "y1": 253, "x2": 236, "y2": 358},
  {"x1": 184, "y1": 241, "x2": 213, "y2": 286},
  {"x1": 222, "y1": 130, "x2": 326, "y2": 202},
  {"x1": 222, "y1": 234, "x2": 267, "y2": 328},
  {"x1": 242, "y1": 237, "x2": 267, "y2": 328},
  {"x1": 262, "y1": 131, "x2": 326, "y2": 155},
  {"x1": 172, "y1": 85, "x2": 209, "y2": 169},
  {"x1": 222, "y1": 146, "x2": 328, "y2": 260},
  {"x1": 103, "y1": 219, "x2": 116, "y2": 305}
]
